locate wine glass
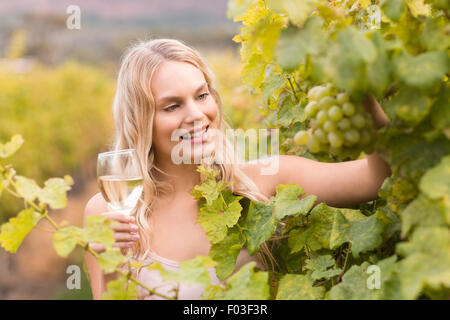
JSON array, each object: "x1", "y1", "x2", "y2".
[{"x1": 97, "y1": 149, "x2": 143, "y2": 215}]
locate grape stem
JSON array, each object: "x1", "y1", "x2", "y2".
[{"x1": 287, "y1": 76, "x2": 300, "y2": 103}]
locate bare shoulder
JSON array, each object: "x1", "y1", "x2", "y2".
[{"x1": 84, "y1": 192, "x2": 108, "y2": 223}]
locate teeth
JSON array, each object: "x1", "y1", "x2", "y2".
[{"x1": 181, "y1": 128, "x2": 207, "y2": 139}]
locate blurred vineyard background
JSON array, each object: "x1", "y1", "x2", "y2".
[{"x1": 0, "y1": 0, "x2": 263, "y2": 299}]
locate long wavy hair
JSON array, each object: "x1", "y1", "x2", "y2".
[{"x1": 110, "y1": 38, "x2": 277, "y2": 272}]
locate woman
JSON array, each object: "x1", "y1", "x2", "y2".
[{"x1": 84, "y1": 38, "x2": 391, "y2": 300}]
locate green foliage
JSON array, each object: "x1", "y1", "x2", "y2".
[
  {"x1": 0, "y1": 60, "x2": 115, "y2": 222},
  {"x1": 102, "y1": 276, "x2": 138, "y2": 300},
  {"x1": 0, "y1": 208, "x2": 42, "y2": 253},
  {"x1": 276, "y1": 274, "x2": 325, "y2": 300},
  {"x1": 226, "y1": 0, "x2": 449, "y2": 300}
]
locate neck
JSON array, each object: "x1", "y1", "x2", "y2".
[{"x1": 153, "y1": 158, "x2": 202, "y2": 195}]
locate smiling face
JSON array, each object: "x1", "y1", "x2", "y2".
[{"x1": 151, "y1": 60, "x2": 218, "y2": 165}]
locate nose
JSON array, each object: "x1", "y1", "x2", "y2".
[{"x1": 183, "y1": 98, "x2": 206, "y2": 124}]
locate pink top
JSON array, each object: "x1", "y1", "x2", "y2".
[{"x1": 134, "y1": 248, "x2": 264, "y2": 300}]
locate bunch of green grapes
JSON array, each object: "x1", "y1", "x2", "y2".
[{"x1": 294, "y1": 84, "x2": 376, "y2": 158}]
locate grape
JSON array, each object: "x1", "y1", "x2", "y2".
[
  {"x1": 352, "y1": 114, "x2": 366, "y2": 129},
  {"x1": 302, "y1": 85, "x2": 375, "y2": 157},
  {"x1": 314, "y1": 128, "x2": 328, "y2": 144},
  {"x1": 304, "y1": 101, "x2": 318, "y2": 117},
  {"x1": 314, "y1": 87, "x2": 330, "y2": 101},
  {"x1": 294, "y1": 130, "x2": 310, "y2": 145},
  {"x1": 344, "y1": 129, "x2": 360, "y2": 145},
  {"x1": 327, "y1": 131, "x2": 344, "y2": 148},
  {"x1": 318, "y1": 96, "x2": 336, "y2": 110},
  {"x1": 323, "y1": 120, "x2": 337, "y2": 132},
  {"x1": 337, "y1": 118, "x2": 351, "y2": 130},
  {"x1": 336, "y1": 92, "x2": 349, "y2": 105},
  {"x1": 328, "y1": 105, "x2": 343, "y2": 121},
  {"x1": 316, "y1": 110, "x2": 328, "y2": 124},
  {"x1": 342, "y1": 102, "x2": 355, "y2": 116},
  {"x1": 307, "y1": 135, "x2": 321, "y2": 153},
  {"x1": 307, "y1": 86, "x2": 322, "y2": 101},
  {"x1": 360, "y1": 130, "x2": 371, "y2": 145}
]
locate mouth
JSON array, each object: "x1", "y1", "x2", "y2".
[{"x1": 180, "y1": 125, "x2": 210, "y2": 143}]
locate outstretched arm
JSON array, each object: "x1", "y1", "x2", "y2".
[{"x1": 243, "y1": 95, "x2": 391, "y2": 208}]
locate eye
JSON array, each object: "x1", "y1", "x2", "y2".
[
  {"x1": 164, "y1": 104, "x2": 179, "y2": 112},
  {"x1": 198, "y1": 93, "x2": 209, "y2": 100}
]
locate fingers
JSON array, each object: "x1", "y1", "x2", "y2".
[
  {"x1": 88, "y1": 242, "x2": 106, "y2": 254},
  {"x1": 114, "y1": 232, "x2": 140, "y2": 242},
  {"x1": 111, "y1": 222, "x2": 139, "y2": 233},
  {"x1": 114, "y1": 242, "x2": 136, "y2": 249}
]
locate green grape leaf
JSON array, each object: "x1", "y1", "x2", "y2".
[
  {"x1": 0, "y1": 134, "x2": 24, "y2": 158},
  {"x1": 430, "y1": 84, "x2": 450, "y2": 133},
  {"x1": 0, "y1": 208, "x2": 42, "y2": 253},
  {"x1": 267, "y1": 0, "x2": 326, "y2": 26},
  {"x1": 288, "y1": 203, "x2": 338, "y2": 253},
  {"x1": 277, "y1": 94, "x2": 306, "y2": 127},
  {"x1": 305, "y1": 254, "x2": 334, "y2": 271},
  {"x1": 378, "y1": 133, "x2": 450, "y2": 185},
  {"x1": 221, "y1": 262, "x2": 270, "y2": 300},
  {"x1": 191, "y1": 179, "x2": 220, "y2": 205},
  {"x1": 196, "y1": 165, "x2": 219, "y2": 179},
  {"x1": 242, "y1": 200, "x2": 276, "y2": 255},
  {"x1": 330, "y1": 210, "x2": 385, "y2": 257},
  {"x1": 401, "y1": 194, "x2": 447, "y2": 237},
  {"x1": 97, "y1": 248, "x2": 127, "y2": 273},
  {"x1": 52, "y1": 225, "x2": 82, "y2": 258},
  {"x1": 240, "y1": 15, "x2": 284, "y2": 62},
  {"x1": 304, "y1": 253, "x2": 342, "y2": 281},
  {"x1": 197, "y1": 190, "x2": 243, "y2": 244},
  {"x1": 38, "y1": 177, "x2": 72, "y2": 209},
  {"x1": 276, "y1": 274, "x2": 325, "y2": 300},
  {"x1": 420, "y1": 16, "x2": 450, "y2": 51},
  {"x1": 419, "y1": 155, "x2": 450, "y2": 201},
  {"x1": 389, "y1": 87, "x2": 432, "y2": 125},
  {"x1": 366, "y1": 33, "x2": 392, "y2": 97},
  {"x1": 102, "y1": 275, "x2": 138, "y2": 300},
  {"x1": 275, "y1": 16, "x2": 326, "y2": 71},
  {"x1": 261, "y1": 72, "x2": 285, "y2": 105},
  {"x1": 231, "y1": 0, "x2": 269, "y2": 25},
  {"x1": 149, "y1": 255, "x2": 217, "y2": 287},
  {"x1": 14, "y1": 175, "x2": 41, "y2": 202},
  {"x1": 419, "y1": 155, "x2": 450, "y2": 224},
  {"x1": 209, "y1": 226, "x2": 245, "y2": 280},
  {"x1": 337, "y1": 27, "x2": 377, "y2": 64},
  {"x1": 328, "y1": 256, "x2": 402, "y2": 300},
  {"x1": 273, "y1": 184, "x2": 316, "y2": 220},
  {"x1": 406, "y1": 0, "x2": 431, "y2": 17},
  {"x1": 381, "y1": 0, "x2": 406, "y2": 22},
  {"x1": 394, "y1": 51, "x2": 449, "y2": 88},
  {"x1": 396, "y1": 227, "x2": 450, "y2": 299},
  {"x1": 81, "y1": 215, "x2": 116, "y2": 249},
  {"x1": 241, "y1": 53, "x2": 267, "y2": 90}
]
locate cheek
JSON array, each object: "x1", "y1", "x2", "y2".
[
  {"x1": 207, "y1": 99, "x2": 219, "y2": 123},
  {"x1": 152, "y1": 114, "x2": 181, "y2": 146}
]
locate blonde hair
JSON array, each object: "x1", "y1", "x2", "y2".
[{"x1": 110, "y1": 38, "x2": 277, "y2": 272}]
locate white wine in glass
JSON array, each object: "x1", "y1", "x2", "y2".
[{"x1": 97, "y1": 149, "x2": 143, "y2": 215}]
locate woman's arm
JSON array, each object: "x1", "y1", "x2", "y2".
[{"x1": 243, "y1": 96, "x2": 391, "y2": 208}]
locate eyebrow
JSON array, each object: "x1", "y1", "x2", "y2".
[{"x1": 156, "y1": 82, "x2": 208, "y2": 106}]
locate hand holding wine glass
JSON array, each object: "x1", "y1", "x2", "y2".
[{"x1": 91, "y1": 149, "x2": 143, "y2": 256}]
